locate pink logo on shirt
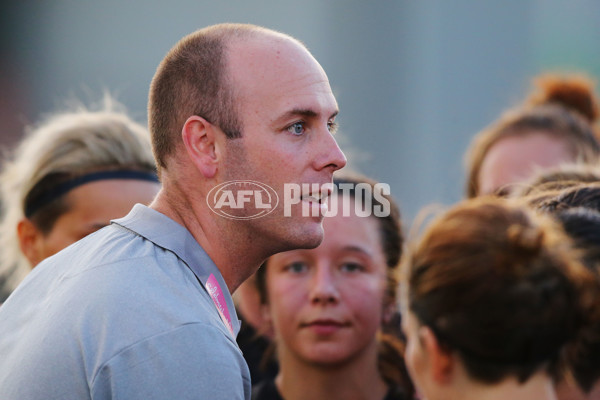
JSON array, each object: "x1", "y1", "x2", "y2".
[{"x1": 206, "y1": 274, "x2": 234, "y2": 336}]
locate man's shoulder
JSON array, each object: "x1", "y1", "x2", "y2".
[
  {"x1": 91, "y1": 322, "x2": 250, "y2": 399},
  {"x1": 42, "y1": 221, "x2": 182, "y2": 286},
  {"x1": 16, "y1": 223, "x2": 209, "y2": 327},
  {"x1": 52, "y1": 225, "x2": 207, "y2": 309}
]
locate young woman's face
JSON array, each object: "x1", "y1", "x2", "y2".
[
  {"x1": 25, "y1": 179, "x2": 159, "y2": 265},
  {"x1": 478, "y1": 131, "x2": 573, "y2": 196},
  {"x1": 264, "y1": 201, "x2": 388, "y2": 366}
]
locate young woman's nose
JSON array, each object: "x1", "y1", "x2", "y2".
[{"x1": 309, "y1": 265, "x2": 340, "y2": 305}]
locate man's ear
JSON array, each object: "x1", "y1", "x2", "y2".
[
  {"x1": 420, "y1": 326, "x2": 454, "y2": 385},
  {"x1": 17, "y1": 218, "x2": 43, "y2": 268},
  {"x1": 181, "y1": 116, "x2": 220, "y2": 178}
]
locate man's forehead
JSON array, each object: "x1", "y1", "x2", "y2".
[
  {"x1": 227, "y1": 35, "x2": 326, "y2": 88},
  {"x1": 273, "y1": 108, "x2": 339, "y2": 125},
  {"x1": 226, "y1": 35, "x2": 336, "y2": 117}
]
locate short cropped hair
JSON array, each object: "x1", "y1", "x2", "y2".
[
  {"x1": 148, "y1": 23, "x2": 297, "y2": 172},
  {"x1": 0, "y1": 98, "x2": 156, "y2": 298}
]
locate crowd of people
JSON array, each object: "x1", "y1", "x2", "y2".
[{"x1": 0, "y1": 22, "x2": 599, "y2": 400}]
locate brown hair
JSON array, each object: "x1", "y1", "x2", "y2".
[
  {"x1": 149, "y1": 24, "x2": 253, "y2": 171},
  {"x1": 403, "y1": 197, "x2": 594, "y2": 384},
  {"x1": 526, "y1": 183, "x2": 600, "y2": 214},
  {"x1": 255, "y1": 173, "x2": 412, "y2": 395},
  {"x1": 525, "y1": 190, "x2": 600, "y2": 394},
  {"x1": 515, "y1": 163, "x2": 600, "y2": 197},
  {"x1": 465, "y1": 73, "x2": 600, "y2": 198},
  {"x1": 553, "y1": 208, "x2": 600, "y2": 394}
]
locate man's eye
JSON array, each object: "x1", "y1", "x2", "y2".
[{"x1": 287, "y1": 122, "x2": 306, "y2": 136}]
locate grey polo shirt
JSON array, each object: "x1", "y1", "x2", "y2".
[{"x1": 0, "y1": 204, "x2": 251, "y2": 399}]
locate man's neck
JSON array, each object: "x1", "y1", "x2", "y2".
[{"x1": 150, "y1": 186, "x2": 263, "y2": 293}]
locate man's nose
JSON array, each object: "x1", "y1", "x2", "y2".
[{"x1": 312, "y1": 128, "x2": 347, "y2": 172}]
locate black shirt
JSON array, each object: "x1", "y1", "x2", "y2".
[{"x1": 252, "y1": 378, "x2": 407, "y2": 400}]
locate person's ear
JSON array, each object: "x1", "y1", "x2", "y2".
[
  {"x1": 382, "y1": 297, "x2": 397, "y2": 325},
  {"x1": 17, "y1": 218, "x2": 44, "y2": 268},
  {"x1": 260, "y1": 302, "x2": 275, "y2": 339},
  {"x1": 420, "y1": 326, "x2": 454, "y2": 385},
  {"x1": 181, "y1": 116, "x2": 220, "y2": 178}
]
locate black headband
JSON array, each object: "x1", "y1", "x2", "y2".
[{"x1": 24, "y1": 170, "x2": 159, "y2": 218}]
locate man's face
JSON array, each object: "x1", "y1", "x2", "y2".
[{"x1": 220, "y1": 35, "x2": 346, "y2": 252}]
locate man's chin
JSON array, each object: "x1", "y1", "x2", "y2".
[
  {"x1": 300, "y1": 232, "x2": 324, "y2": 250},
  {"x1": 291, "y1": 223, "x2": 325, "y2": 250}
]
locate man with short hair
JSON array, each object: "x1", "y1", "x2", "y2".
[{"x1": 0, "y1": 23, "x2": 345, "y2": 400}]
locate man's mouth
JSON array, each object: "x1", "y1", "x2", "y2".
[{"x1": 300, "y1": 185, "x2": 333, "y2": 215}]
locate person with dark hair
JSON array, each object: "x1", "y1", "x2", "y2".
[
  {"x1": 522, "y1": 189, "x2": 600, "y2": 399},
  {"x1": 514, "y1": 163, "x2": 600, "y2": 197},
  {"x1": 465, "y1": 73, "x2": 600, "y2": 197},
  {"x1": 551, "y1": 208, "x2": 600, "y2": 400},
  {"x1": 401, "y1": 197, "x2": 595, "y2": 400},
  {"x1": 527, "y1": 183, "x2": 600, "y2": 214},
  {"x1": 0, "y1": 23, "x2": 346, "y2": 400},
  {"x1": 252, "y1": 174, "x2": 414, "y2": 400}
]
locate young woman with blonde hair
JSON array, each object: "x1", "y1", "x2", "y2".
[{"x1": 0, "y1": 98, "x2": 160, "y2": 301}]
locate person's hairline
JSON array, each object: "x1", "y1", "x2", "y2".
[
  {"x1": 222, "y1": 30, "x2": 315, "y2": 119},
  {"x1": 472, "y1": 127, "x2": 583, "y2": 197},
  {"x1": 160, "y1": 27, "x2": 308, "y2": 171}
]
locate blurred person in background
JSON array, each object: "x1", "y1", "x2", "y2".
[
  {"x1": 465, "y1": 73, "x2": 600, "y2": 198},
  {"x1": 252, "y1": 174, "x2": 414, "y2": 400},
  {"x1": 519, "y1": 183, "x2": 600, "y2": 400},
  {"x1": 401, "y1": 197, "x2": 596, "y2": 400},
  {"x1": 0, "y1": 96, "x2": 159, "y2": 302}
]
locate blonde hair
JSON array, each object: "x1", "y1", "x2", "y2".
[{"x1": 0, "y1": 97, "x2": 156, "y2": 296}]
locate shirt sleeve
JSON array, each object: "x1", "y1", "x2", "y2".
[{"x1": 91, "y1": 323, "x2": 250, "y2": 400}]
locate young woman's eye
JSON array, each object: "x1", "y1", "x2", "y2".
[
  {"x1": 285, "y1": 261, "x2": 308, "y2": 273},
  {"x1": 340, "y1": 262, "x2": 364, "y2": 273},
  {"x1": 286, "y1": 122, "x2": 306, "y2": 136}
]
